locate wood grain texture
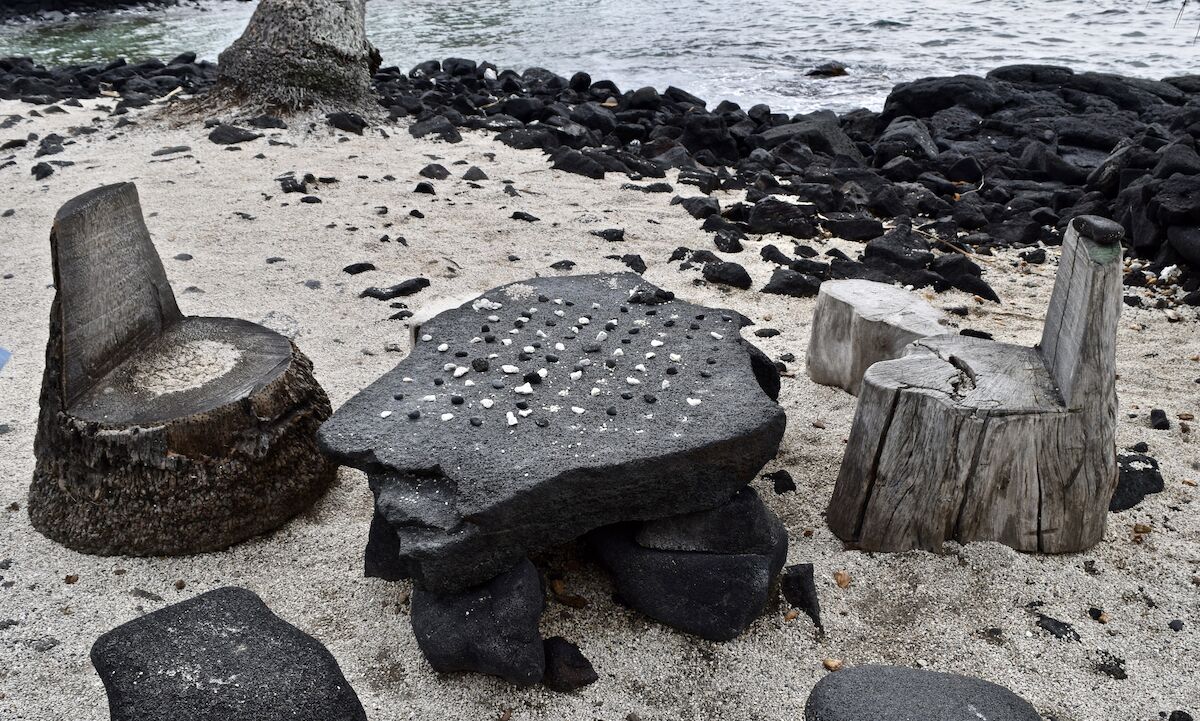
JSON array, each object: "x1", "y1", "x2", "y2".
[
  {"x1": 828, "y1": 216, "x2": 1122, "y2": 554},
  {"x1": 806, "y1": 279, "x2": 948, "y2": 395},
  {"x1": 30, "y1": 183, "x2": 335, "y2": 555}
]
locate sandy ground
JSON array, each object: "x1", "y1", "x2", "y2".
[{"x1": 0, "y1": 98, "x2": 1196, "y2": 721}]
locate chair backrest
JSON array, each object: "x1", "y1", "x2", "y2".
[
  {"x1": 50, "y1": 182, "x2": 181, "y2": 408},
  {"x1": 1039, "y1": 215, "x2": 1123, "y2": 410}
]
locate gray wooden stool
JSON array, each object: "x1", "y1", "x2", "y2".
[
  {"x1": 29, "y1": 182, "x2": 336, "y2": 555},
  {"x1": 828, "y1": 216, "x2": 1123, "y2": 554}
]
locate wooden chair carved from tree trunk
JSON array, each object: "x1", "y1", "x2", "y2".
[
  {"x1": 29, "y1": 182, "x2": 335, "y2": 555},
  {"x1": 827, "y1": 216, "x2": 1124, "y2": 554}
]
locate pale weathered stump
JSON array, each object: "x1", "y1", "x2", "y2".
[
  {"x1": 806, "y1": 279, "x2": 949, "y2": 395},
  {"x1": 29, "y1": 183, "x2": 335, "y2": 555},
  {"x1": 215, "y1": 0, "x2": 381, "y2": 113},
  {"x1": 828, "y1": 216, "x2": 1123, "y2": 554}
]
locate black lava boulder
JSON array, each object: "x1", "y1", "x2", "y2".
[
  {"x1": 90, "y1": 587, "x2": 366, "y2": 721},
  {"x1": 804, "y1": 665, "x2": 1040, "y2": 721},
  {"x1": 410, "y1": 558, "x2": 545, "y2": 685}
]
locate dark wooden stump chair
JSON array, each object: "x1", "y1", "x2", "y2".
[
  {"x1": 827, "y1": 216, "x2": 1123, "y2": 554},
  {"x1": 29, "y1": 182, "x2": 336, "y2": 555}
]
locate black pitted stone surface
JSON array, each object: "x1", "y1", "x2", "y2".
[
  {"x1": 410, "y1": 558, "x2": 545, "y2": 685},
  {"x1": 319, "y1": 273, "x2": 786, "y2": 593},
  {"x1": 90, "y1": 587, "x2": 366, "y2": 721},
  {"x1": 804, "y1": 665, "x2": 1040, "y2": 721}
]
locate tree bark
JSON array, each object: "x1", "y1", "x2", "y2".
[{"x1": 215, "y1": 0, "x2": 381, "y2": 113}]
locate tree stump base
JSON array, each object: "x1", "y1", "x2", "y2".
[
  {"x1": 806, "y1": 279, "x2": 949, "y2": 395},
  {"x1": 28, "y1": 183, "x2": 335, "y2": 555}
]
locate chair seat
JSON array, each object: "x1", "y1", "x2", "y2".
[
  {"x1": 882, "y1": 333, "x2": 1066, "y2": 415},
  {"x1": 68, "y1": 316, "x2": 292, "y2": 427}
]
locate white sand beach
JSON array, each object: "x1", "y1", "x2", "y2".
[{"x1": 0, "y1": 98, "x2": 1196, "y2": 721}]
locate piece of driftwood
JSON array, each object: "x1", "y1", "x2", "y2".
[
  {"x1": 806, "y1": 279, "x2": 949, "y2": 395},
  {"x1": 828, "y1": 216, "x2": 1123, "y2": 554},
  {"x1": 28, "y1": 183, "x2": 335, "y2": 555}
]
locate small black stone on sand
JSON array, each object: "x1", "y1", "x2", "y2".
[
  {"x1": 542, "y1": 637, "x2": 598, "y2": 691},
  {"x1": 512, "y1": 211, "x2": 540, "y2": 222},
  {"x1": 764, "y1": 469, "x2": 795, "y2": 494},
  {"x1": 343, "y1": 262, "x2": 376, "y2": 275},
  {"x1": 361, "y1": 277, "x2": 431, "y2": 300},
  {"x1": 780, "y1": 563, "x2": 822, "y2": 630},
  {"x1": 1149, "y1": 408, "x2": 1170, "y2": 430}
]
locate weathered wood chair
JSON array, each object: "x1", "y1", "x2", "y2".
[
  {"x1": 28, "y1": 182, "x2": 336, "y2": 555},
  {"x1": 828, "y1": 216, "x2": 1123, "y2": 554}
]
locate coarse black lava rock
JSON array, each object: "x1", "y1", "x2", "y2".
[
  {"x1": 761, "y1": 268, "x2": 822, "y2": 298},
  {"x1": 408, "y1": 115, "x2": 461, "y2": 143},
  {"x1": 208, "y1": 124, "x2": 261, "y2": 145},
  {"x1": 1035, "y1": 613, "x2": 1080, "y2": 642},
  {"x1": 342, "y1": 262, "x2": 376, "y2": 275},
  {"x1": 780, "y1": 563, "x2": 822, "y2": 630},
  {"x1": 549, "y1": 259, "x2": 576, "y2": 270},
  {"x1": 318, "y1": 273, "x2": 786, "y2": 593},
  {"x1": 702, "y1": 260, "x2": 753, "y2": 289},
  {"x1": 31, "y1": 161, "x2": 53, "y2": 180},
  {"x1": 765, "y1": 468, "x2": 795, "y2": 494},
  {"x1": 327, "y1": 111, "x2": 368, "y2": 135},
  {"x1": 1109, "y1": 452, "x2": 1165, "y2": 512},
  {"x1": 1149, "y1": 408, "x2": 1170, "y2": 430},
  {"x1": 419, "y1": 163, "x2": 450, "y2": 180},
  {"x1": 590, "y1": 228, "x2": 625, "y2": 242},
  {"x1": 90, "y1": 587, "x2": 367, "y2": 721},
  {"x1": 542, "y1": 637, "x2": 599, "y2": 691},
  {"x1": 462, "y1": 165, "x2": 488, "y2": 181},
  {"x1": 150, "y1": 145, "x2": 190, "y2": 157},
  {"x1": 803, "y1": 665, "x2": 1040, "y2": 721},
  {"x1": 512, "y1": 211, "x2": 540, "y2": 222},
  {"x1": 361, "y1": 277, "x2": 430, "y2": 300},
  {"x1": 414, "y1": 181, "x2": 436, "y2": 194},
  {"x1": 410, "y1": 558, "x2": 545, "y2": 686},
  {"x1": 590, "y1": 506, "x2": 787, "y2": 643},
  {"x1": 614, "y1": 253, "x2": 646, "y2": 274},
  {"x1": 807, "y1": 61, "x2": 849, "y2": 78}
]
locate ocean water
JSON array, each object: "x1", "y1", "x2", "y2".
[{"x1": 1, "y1": 0, "x2": 1199, "y2": 113}]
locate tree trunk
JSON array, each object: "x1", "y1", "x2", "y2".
[{"x1": 215, "y1": 0, "x2": 380, "y2": 113}]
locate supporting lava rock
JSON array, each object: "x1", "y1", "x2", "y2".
[
  {"x1": 806, "y1": 279, "x2": 949, "y2": 395},
  {"x1": 215, "y1": 0, "x2": 381, "y2": 113},
  {"x1": 319, "y1": 274, "x2": 786, "y2": 593},
  {"x1": 542, "y1": 637, "x2": 599, "y2": 691},
  {"x1": 91, "y1": 587, "x2": 367, "y2": 721},
  {"x1": 590, "y1": 488, "x2": 787, "y2": 641},
  {"x1": 410, "y1": 558, "x2": 546, "y2": 685},
  {"x1": 804, "y1": 665, "x2": 1040, "y2": 721},
  {"x1": 28, "y1": 183, "x2": 335, "y2": 555}
]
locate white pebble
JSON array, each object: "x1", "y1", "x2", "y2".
[
  {"x1": 524, "y1": 345, "x2": 536, "y2": 353},
  {"x1": 635, "y1": 364, "x2": 647, "y2": 373},
  {"x1": 440, "y1": 413, "x2": 454, "y2": 421},
  {"x1": 502, "y1": 365, "x2": 520, "y2": 374},
  {"x1": 555, "y1": 342, "x2": 566, "y2": 351},
  {"x1": 578, "y1": 317, "x2": 590, "y2": 325},
  {"x1": 515, "y1": 382, "x2": 534, "y2": 395},
  {"x1": 687, "y1": 398, "x2": 702, "y2": 406},
  {"x1": 650, "y1": 339, "x2": 664, "y2": 347},
  {"x1": 669, "y1": 353, "x2": 682, "y2": 362},
  {"x1": 596, "y1": 331, "x2": 608, "y2": 342},
  {"x1": 453, "y1": 366, "x2": 469, "y2": 378},
  {"x1": 626, "y1": 377, "x2": 641, "y2": 385},
  {"x1": 480, "y1": 398, "x2": 494, "y2": 409},
  {"x1": 438, "y1": 343, "x2": 449, "y2": 352},
  {"x1": 507, "y1": 412, "x2": 518, "y2": 426},
  {"x1": 421, "y1": 334, "x2": 433, "y2": 342},
  {"x1": 613, "y1": 348, "x2": 624, "y2": 357},
  {"x1": 518, "y1": 408, "x2": 533, "y2": 417},
  {"x1": 380, "y1": 411, "x2": 392, "y2": 418},
  {"x1": 591, "y1": 387, "x2": 601, "y2": 396},
  {"x1": 537, "y1": 368, "x2": 548, "y2": 378},
  {"x1": 422, "y1": 395, "x2": 436, "y2": 402},
  {"x1": 570, "y1": 370, "x2": 583, "y2": 381},
  {"x1": 710, "y1": 332, "x2": 723, "y2": 340},
  {"x1": 572, "y1": 406, "x2": 586, "y2": 414}
]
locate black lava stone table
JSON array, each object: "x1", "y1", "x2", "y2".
[{"x1": 319, "y1": 273, "x2": 788, "y2": 683}]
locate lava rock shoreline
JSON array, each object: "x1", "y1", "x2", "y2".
[{"x1": 4, "y1": 53, "x2": 1200, "y2": 308}]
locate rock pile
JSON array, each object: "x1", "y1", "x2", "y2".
[
  {"x1": 318, "y1": 273, "x2": 788, "y2": 684},
  {"x1": 5, "y1": 52, "x2": 1200, "y2": 302}
]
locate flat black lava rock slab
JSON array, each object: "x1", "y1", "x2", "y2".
[
  {"x1": 319, "y1": 273, "x2": 786, "y2": 593},
  {"x1": 91, "y1": 587, "x2": 366, "y2": 721},
  {"x1": 804, "y1": 664, "x2": 1040, "y2": 721}
]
